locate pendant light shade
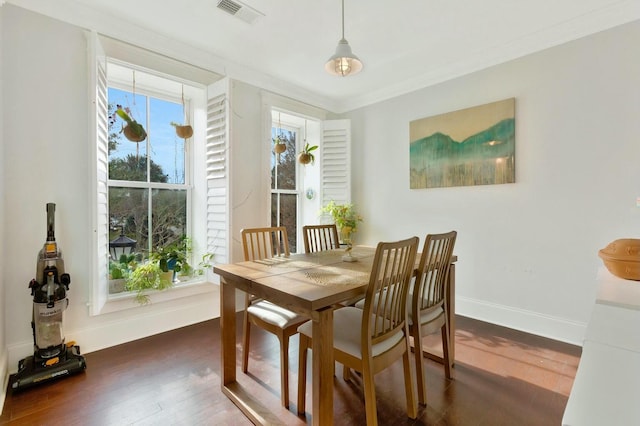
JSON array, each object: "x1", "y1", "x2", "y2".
[{"x1": 325, "y1": 0, "x2": 363, "y2": 77}]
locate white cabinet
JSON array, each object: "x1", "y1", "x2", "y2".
[{"x1": 562, "y1": 268, "x2": 640, "y2": 425}]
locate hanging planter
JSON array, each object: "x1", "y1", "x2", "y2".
[
  {"x1": 273, "y1": 136, "x2": 287, "y2": 154},
  {"x1": 273, "y1": 112, "x2": 287, "y2": 164},
  {"x1": 298, "y1": 142, "x2": 318, "y2": 165},
  {"x1": 171, "y1": 122, "x2": 194, "y2": 139},
  {"x1": 112, "y1": 71, "x2": 147, "y2": 143},
  {"x1": 297, "y1": 120, "x2": 317, "y2": 165},
  {"x1": 171, "y1": 85, "x2": 193, "y2": 139},
  {"x1": 115, "y1": 106, "x2": 147, "y2": 142}
]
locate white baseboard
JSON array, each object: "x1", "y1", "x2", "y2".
[{"x1": 456, "y1": 296, "x2": 587, "y2": 346}]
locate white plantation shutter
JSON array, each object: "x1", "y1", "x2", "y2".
[
  {"x1": 320, "y1": 119, "x2": 351, "y2": 207},
  {"x1": 88, "y1": 31, "x2": 109, "y2": 315},
  {"x1": 206, "y1": 79, "x2": 230, "y2": 271}
]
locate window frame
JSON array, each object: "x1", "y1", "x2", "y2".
[
  {"x1": 89, "y1": 32, "x2": 221, "y2": 315},
  {"x1": 270, "y1": 120, "x2": 302, "y2": 251},
  {"x1": 106, "y1": 80, "x2": 193, "y2": 257}
]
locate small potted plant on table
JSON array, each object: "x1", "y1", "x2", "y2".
[{"x1": 321, "y1": 201, "x2": 363, "y2": 262}]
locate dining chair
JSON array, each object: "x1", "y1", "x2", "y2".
[
  {"x1": 302, "y1": 224, "x2": 340, "y2": 253},
  {"x1": 240, "y1": 226, "x2": 308, "y2": 409},
  {"x1": 297, "y1": 237, "x2": 419, "y2": 426},
  {"x1": 409, "y1": 230, "x2": 457, "y2": 405}
]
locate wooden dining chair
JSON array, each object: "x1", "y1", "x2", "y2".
[
  {"x1": 297, "y1": 237, "x2": 419, "y2": 426},
  {"x1": 409, "y1": 230, "x2": 457, "y2": 405},
  {"x1": 240, "y1": 226, "x2": 307, "y2": 409},
  {"x1": 302, "y1": 224, "x2": 340, "y2": 253}
]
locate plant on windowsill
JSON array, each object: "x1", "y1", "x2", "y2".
[
  {"x1": 126, "y1": 236, "x2": 192, "y2": 304},
  {"x1": 297, "y1": 142, "x2": 318, "y2": 165},
  {"x1": 151, "y1": 236, "x2": 192, "y2": 279},
  {"x1": 108, "y1": 253, "x2": 140, "y2": 294},
  {"x1": 194, "y1": 252, "x2": 215, "y2": 276},
  {"x1": 126, "y1": 261, "x2": 173, "y2": 305}
]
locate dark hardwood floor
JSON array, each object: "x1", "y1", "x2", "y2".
[{"x1": 1, "y1": 314, "x2": 581, "y2": 425}]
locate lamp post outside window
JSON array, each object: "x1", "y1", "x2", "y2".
[{"x1": 109, "y1": 227, "x2": 137, "y2": 261}]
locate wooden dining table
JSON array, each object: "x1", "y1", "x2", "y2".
[{"x1": 214, "y1": 246, "x2": 457, "y2": 426}]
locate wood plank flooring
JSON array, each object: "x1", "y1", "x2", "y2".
[{"x1": 1, "y1": 314, "x2": 581, "y2": 425}]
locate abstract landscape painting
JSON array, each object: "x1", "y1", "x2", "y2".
[{"x1": 410, "y1": 98, "x2": 515, "y2": 189}]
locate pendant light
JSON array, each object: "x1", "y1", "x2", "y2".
[{"x1": 325, "y1": 0, "x2": 363, "y2": 77}]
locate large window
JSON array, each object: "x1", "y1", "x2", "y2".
[
  {"x1": 107, "y1": 85, "x2": 189, "y2": 262},
  {"x1": 90, "y1": 33, "x2": 228, "y2": 315},
  {"x1": 270, "y1": 120, "x2": 299, "y2": 252}
]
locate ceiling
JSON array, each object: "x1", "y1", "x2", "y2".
[{"x1": 9, "y1": 0, "x2": 640, "y2": 112}]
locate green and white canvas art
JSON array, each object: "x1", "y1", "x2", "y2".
[{"x1": 410, "y1": 98, "x2": 515, "y2": 189}]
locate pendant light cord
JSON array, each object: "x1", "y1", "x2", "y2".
[{"x1": 341, "y1": 0, "x2": 345, "y2": 39}]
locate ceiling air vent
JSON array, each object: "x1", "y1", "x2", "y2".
[{"x1": 217, "y1": 0, "x2": 264, "y2": 24}]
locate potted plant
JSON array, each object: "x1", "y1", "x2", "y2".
[
  {"x1": 113, "y1": 105, "x2": 147, "y2": 142},
  {"x1": 273, "y1": 136, "x2": 287, "y2": 154},
  {"x1": 171, "y1": 122, "x2": 193, "y2": 139},
  {"x1": 125, "y1": 237, "x2": 191, "y2": 304},
  {"x1": 321, "y1": 201, "x2": 363, "y2": 260},
  {"x1": 150, "y1": 236, "x2": 192, "y2": 282},
  {"x1": 195, "y1": 252, "x2": 215, "y2": 276},
  {"x1": 126, "y1": 261, "x2": 173, "y2": 304},
  {"x1": 298, "y1": 143, "x2": 318, "y2": 165},
  {"x1": 171, "y1": 85, "x2": 194, "y2": 139},
  {"x1": 108, "y1": 253, "x2": 139, "y2": 294}
]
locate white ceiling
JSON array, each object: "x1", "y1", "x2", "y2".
[{"x1": 9, "y1": 0, "x2": 640, "y2": 112}]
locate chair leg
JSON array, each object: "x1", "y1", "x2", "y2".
[
  {"x1": 362, "y1": 361, "x2": 378, "y2": 426},
  {"x1": 412, "y1": 327, "x2": 428, "y2": 405},
  {"x1": 242, "y1": 312, "x2": 251, "y2": 374},
  {"x1": 279, "y1": 332, "x2": 290, "y2": 409},
  {"x1": 402, "y1": 343, "x2": 418, "y2": 419},
  {"x1": 442, "y1": 319, "x2": 452, "y2": 379},
  {"x1": 297, "y1": 334, "x2": 309, "y2": 415}
]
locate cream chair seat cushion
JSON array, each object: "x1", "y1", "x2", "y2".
[
  {"x1": 407, "y1": 304, "x2": 444, "y2": 326},
  {"x1": 297, "y1": 306, "x2": 404, "y2": 359},
  {"x1": 247, "y1": 300, "x2": 305, "y2": 328}
]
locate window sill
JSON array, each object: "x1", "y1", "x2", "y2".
[{"x1": 99, "y1": 278, "x2": 219, "y2": 315}]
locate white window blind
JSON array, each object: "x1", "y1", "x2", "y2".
[
  {"x1": 320, "y1": 119, "x2": 351, "y2": 207},
  {"x1": 206, "y1": 80, "x2": 230, "y2": 269},
  {"x1": 88, "y1": 31, "x2": 109, "y2": 315}
]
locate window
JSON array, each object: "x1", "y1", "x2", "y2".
[
  {"x1": 89, "y1": 32, "x2": 228, "y2": 314},
  {"x1": 263, "y1": 98, "x2": 351, "y2": 254},
  {"x1": 270, "y1": 118, "x2": 299, "y2": 252},
  {"x1": 107, "y1": 83, "x2": 189, "y2": 274}
]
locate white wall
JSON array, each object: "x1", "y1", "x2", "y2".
[
  {"x1": 227, "y1": 81, "x2": 269, "y2": 262},
  {"x1": 346, "y1": 20, "x2": 640, "y2": 344},
  {"x1": 0, "y1": 2, "x2": 8, "y2": 400},
  {"x1": 2, "y1": 5, "x2": 219, "y2": 372}
]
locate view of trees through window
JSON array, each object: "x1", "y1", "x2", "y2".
[
  {"x1": 108, "y1": 87, "x2": 188, "y2": 261},
  {"x1": 271, "y1": 124, "x2": 298, "y2": 252}
]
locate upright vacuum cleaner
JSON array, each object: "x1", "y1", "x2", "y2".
[{"x1": 11, "y1": 203, "x2": 86, "y2": 391}]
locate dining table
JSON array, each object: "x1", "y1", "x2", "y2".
[{"x1": 213, "y1": 245, "x2": 457, "y2": 426}]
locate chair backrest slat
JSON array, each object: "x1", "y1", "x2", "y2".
[
  {"x1": 302, "y1": 224, "x2": 340, "y2": 253},
  {"x1": 414, "y1": 231, "x2": 457, "y2": 314},
  {"x1": 362, "y1": 237, "x2": 419, "y2": 350},
  {"x1": 241, "y1": 227, "x2": 290, "y2": 261}
]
